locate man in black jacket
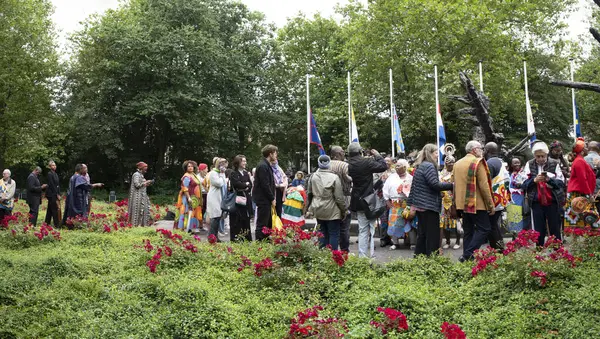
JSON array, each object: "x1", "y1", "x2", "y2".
[
  {"x1": 347, "y1": 142, "x2": 388, "y2": 258},
  {"x1": 44, "y1": 160, "x2": 61, "y2": 227},
  {"x1": 27, "y1": 166, "x2": 47, "y2": 226},
  {"x1": 252, "y1": 144, "x2": 277, "y2": 241}
]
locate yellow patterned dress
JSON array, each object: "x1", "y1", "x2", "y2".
[{"x1": 439, "y1": 169, "x2": 457, "y2": 230}]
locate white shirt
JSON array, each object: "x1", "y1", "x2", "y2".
[
  {"x1": 382, "y1": 172, "x2": 413, "y2": 201},
  {"x1": 523, "y1": 161, "x2": 564, "y2": 182}
]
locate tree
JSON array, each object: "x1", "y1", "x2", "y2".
[
  {"x1": 0, "y1": 0, "x2": 63, "y2": 170},
  {"x1": 65, "y1": 0, "x2": 275, "y2": 184},
  {"x1": 338, "y1": 0, "x2": 576, "y2": 156}
]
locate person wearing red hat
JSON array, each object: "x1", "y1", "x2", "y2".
[
  {"x1": 128, "y1": 162, "x2": 153, "y2": 226},
  {"x1": 565, "y1": 138, "x2": 599, "y2": 228}
]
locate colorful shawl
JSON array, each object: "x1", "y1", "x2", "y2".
[
  {"x1": 282, "y1": 187, "x2": 307, "y2": 227},
  {"x1": 464, "y1": 157, "x2": 492, "y2": 214}
]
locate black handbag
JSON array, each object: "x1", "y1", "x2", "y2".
[
  {"x1": 221, "y1": 180, "x2": 237, "y2": 213},
  {"x1": 360, "y1": 191, "x2": 386, "y2": 220},
  {"x1": 522, "y1": 191, "x2": 531, "y2": 217}
]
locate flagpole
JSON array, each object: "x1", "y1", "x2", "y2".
[
  {"x1": 347, "y1": 71, "x2": 352, "y2": 145},
  {"x1": 478, "y1": 60, "x2": 484, "y2": 92},
  {"x1": 389, "y1": 68, "x2": 395, "y2": 158},
  {"x1": 570, "y1": 58, "x2": 577, "y2": 142},
  {"x1": 434, "y1": 65, "x2": 440, "y2": 164},
  {"x1": 306, "y1": 74, "x2": 311, "y2": 174}
]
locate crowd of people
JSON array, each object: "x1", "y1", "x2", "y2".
[{"x1": 1, "y1": 137, "x2": 599, "y2": 262}]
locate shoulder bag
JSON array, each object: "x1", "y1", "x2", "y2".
[
  {"x1": 221, "y1": 179, "x2": 237, "y2": 213},
  {"x1": 360, "y1": 191, "x2": 386, "y2": 220}
]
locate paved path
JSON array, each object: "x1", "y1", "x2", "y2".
[{"x1": 153, "y1": 220, "x2": 509, "y2": 263}]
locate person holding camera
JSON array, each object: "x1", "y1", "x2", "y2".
[
  {"x1": 128, "y1": 162, "x2": 152, "y2": 226},
  {"x1": 347, "y1": 142, "x2": 388, "y2": 258},
  {"x1": 521, "y1": 141, "x2": 565, "y2": 246}
]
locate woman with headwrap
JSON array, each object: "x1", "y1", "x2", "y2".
[
  {"x1": 521, "y1": 141, "x2": 565, "y2": 246},
  {"x1": 128, "y1": 162, "x2": 153, "y2": 226},
  {"x1": 439, "y1": 155, "x2": 461, "y2": 250},
  {"x1": 550, "y1": 140, "x2": 570, "y2": 178},
  {"x1": 565, "y1": 138, "x2": 599, "y2": 228},
  {"x1": 176, "y1": 160, "x2": 203, "y2": 232}
]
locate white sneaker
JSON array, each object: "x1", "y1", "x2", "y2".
[
  {"x1": 218, "y1": 232, "x2": 226, "y2": 238},
  {"x1": 442, "y1": 244, "x2": 450, "y2": 249},
  {"x1": 453, "y1": 244, "x2": 461, "y2": 250},
  {"x1": 390, "y1": 245, "x2": 397, "y2": 250},
  {"x1": 410, "y1": 245, "x2": 416, "y2": 250}
]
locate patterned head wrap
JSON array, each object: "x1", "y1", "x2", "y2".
[
  {"x1": 137, "y1": 162, "x2": 148, "y2": 169},
  {"x1": 573, "y1": 137, "x2": 586, "y2": 154},
  {"x1": 199, "y1": 163, "x2": 208, "y2": 171},
  {"x1": 550, "y1": 140, "x2": 563, "y2": 151}
]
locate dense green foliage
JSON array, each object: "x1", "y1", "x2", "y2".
[
  {"x1": 0, "y1": 0, "x2": 63, "y2": 170},
  {"x1": 1, "y1": 216, "x2": 600, "y2": 338}
]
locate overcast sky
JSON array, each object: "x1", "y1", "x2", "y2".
[{"x1": 50, "y1": 0, "x2": 593, "y2": 51}]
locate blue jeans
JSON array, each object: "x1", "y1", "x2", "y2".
[{"x1": 318, "y1": 219, "x2": 342, "y2": 250}]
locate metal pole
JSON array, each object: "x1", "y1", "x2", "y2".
[
  {"x1": 478, "y1": 60, "x2": 484, "y2": 92},
  {"x1": 306, "y1": 74, "x2": 311, "y2": 174},
  {"x1": 570, "y1": 58, "x2": 577, "y2": 142},
  {"x1": 434, "y1": 65, "x2": 440, "y2": 164},
  {"x1": 390, "y1": 68, "x2": 395, "y2": 158},
  {"x1": 347, "y1": 71, "x2": 351, "y2": 145}
]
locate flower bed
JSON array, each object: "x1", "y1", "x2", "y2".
[{"x1": 1, "y1": 203, "x2": 600, "y2": 338}]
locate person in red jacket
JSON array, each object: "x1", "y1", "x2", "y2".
[{"x1": 565, "y1": 138, "x2": 599, "y2": 228}]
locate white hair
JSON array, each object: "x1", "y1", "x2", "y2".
[
  {"x1": 465, "y1": 140, "x2": 482, "y2": 153},
  {"x1": 3, "y1": 169, "x2": 10, "y2": 176},
  {"x1": 396, "y1": 159, "x2": 409, "y2": 168}
]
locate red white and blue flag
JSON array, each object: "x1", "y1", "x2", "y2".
[{"x1": 310, "y1": 110, "x2": 326, "y2": 156}]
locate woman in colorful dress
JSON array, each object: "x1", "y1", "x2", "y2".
[
  {"x1": 565, "y1": 138, "x2": 599, "y2": 228},
  {"x1": 176, "y1": 160, "x2": 203, "y2": 232},
  {"x1": 439, "y1": 155, "x2": 461, "y2": 250},
  {"x1": 383, "y1": 159, "x2": 413, "y2": 250}
]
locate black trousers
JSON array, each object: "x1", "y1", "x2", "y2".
[
  {"x1": 275, "y1": 189, "x2": 284, "y2": 218},
  {"x1": 531, "y1": 202, "x2": 561, "y2": 246},
  {"x1": 209, "y1": 217, "x2": 221, "y2": 240},
  {"x1": 339, "y1": 212, "x2": 351, "y2": 252},
  {"x1": 28, "y1": 199, "x2": 41, "y2": 227},
  {"x1": 255, "y1": 204, "x2": 272, "y2": 241},
  {"x1": 488, "y1": 212, "x2": 504, "y2": 250},
  {"x1": 414, "y1": 210, "x2": 441, "y2": 256},
  {"x1": 230, "y1": 207, "x2": 251, "y2": 242},
  {"x1": 462, "y1": 210, "x2": 492, "y2": 259},
  {"x1": 0, "y1": 208, "x2": 11, "y2": 222},
  {"x1": 45, "y1": 196, "x2": 60, "y2": 228}
]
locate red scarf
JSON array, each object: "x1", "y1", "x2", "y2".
[{"x1": 537, "y1": 181, "x2": 553, "y2": 206}]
